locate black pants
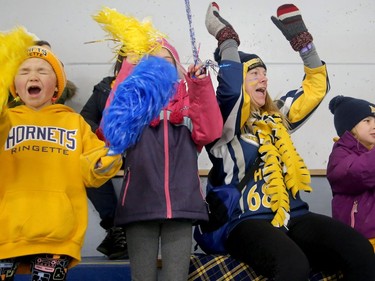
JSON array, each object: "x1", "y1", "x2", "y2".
[
  {"x1": 226, "y1": 212, "x2": 375, "y2": 281},
  {"x1": 86, "y1": 179, "x2": 118, "y2": 230}
]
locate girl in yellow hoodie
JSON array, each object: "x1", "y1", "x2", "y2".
[{"x1": 0, "y1": 28, "x2": 122, "y2": 281}]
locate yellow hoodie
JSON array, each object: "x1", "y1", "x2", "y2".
[{"x1": 0, "y1": 104, "x2": 122, "y2": 267}]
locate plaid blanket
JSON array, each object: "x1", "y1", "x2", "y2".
[{"x1": 189, "y1": 254, "x2": 343, "y2": 281}]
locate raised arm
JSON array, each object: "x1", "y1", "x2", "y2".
[{"x1": 271, "y1": 4, "x2": 330, "y2": 130}]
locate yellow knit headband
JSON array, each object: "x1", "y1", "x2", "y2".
[{"x1": 10, "y1": 46, "x2": 67, "y2": 99}]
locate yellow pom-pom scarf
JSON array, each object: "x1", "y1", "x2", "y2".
[
  {"x1": 252, "y1": 112, "x2": 312, "y2": 228},
  {"x1": 92, "y1": 7, "x2": 166, "y2": 64}
]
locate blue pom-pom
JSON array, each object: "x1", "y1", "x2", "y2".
[{"x1": 102, "y1": 56, "x2": 178, "y2": 155}]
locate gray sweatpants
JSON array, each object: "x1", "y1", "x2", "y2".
[{"x1": 126, "y1": 220, "x2": 192, "y2": 281}]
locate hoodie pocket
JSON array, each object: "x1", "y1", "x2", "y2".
[{"x1": 0, "y1": 190, "x2": 77, "y2": 243}]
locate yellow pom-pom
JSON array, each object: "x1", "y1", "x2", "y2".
[
  {"x1": 0, "y1": 26, "x2": 36, "y2": 109},
  {"x1": 93, "y1": 7, "x2": 165, "y2": 63}
]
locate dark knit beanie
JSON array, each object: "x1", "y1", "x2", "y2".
[
  {"x1": 213, "y1": 48, "x2": 267, "y2": 71},
  {"x1": 239, "y1": 51, "x2": 267, "y2": 71},
  {"x1": 329, "y1": 95, "x2": 375, "y2": 136}
]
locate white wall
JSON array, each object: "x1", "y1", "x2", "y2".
[{"x1": 2, "y1": 0, "x2": 375, "y2": 168}]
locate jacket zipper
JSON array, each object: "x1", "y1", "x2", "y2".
[
  {"x1": 350, "y1": 200, "x2": 358, "y2": 228},
  {"x1": 163, "y1": 110, "x2": 172, "y2": 218},
  {"x1": 121, "y1": 167, "x2": 130, "y2": 206}
]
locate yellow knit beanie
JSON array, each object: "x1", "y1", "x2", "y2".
[{"x1": 10, "y1": 46, "x2": 67, "y2": 100}]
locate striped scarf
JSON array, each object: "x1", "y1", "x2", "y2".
[{"x1": 251, "y1": 112, "x2": 312, "y2": 228}]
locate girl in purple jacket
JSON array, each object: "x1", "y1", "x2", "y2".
[
  {"x1": 327, "y1": 95, "x2": 375, "y2": 251},
  {"x1": 113, "y1": 39, "x2": 223, "y2": 281}
]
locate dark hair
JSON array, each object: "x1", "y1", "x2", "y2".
[{"x1": 34, "y1": 40, "x2": 52, "y2": 48}]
